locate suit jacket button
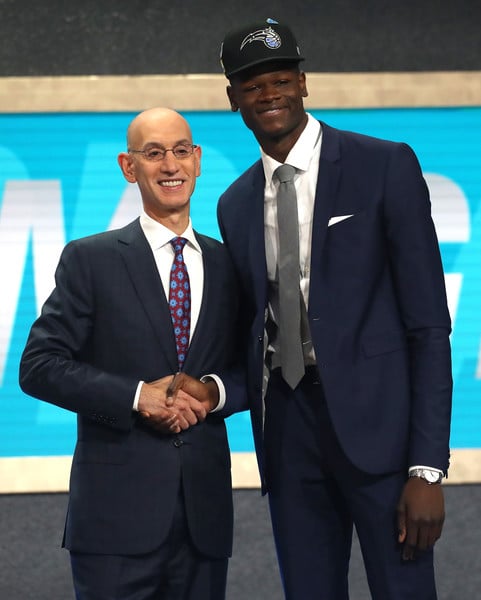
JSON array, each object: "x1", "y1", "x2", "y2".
[{"x1": 173, "y1": 437, "x2": 183, "y2": 448}]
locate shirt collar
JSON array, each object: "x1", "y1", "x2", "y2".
[
  {"x1": 139, "y1": 211, "x2": 202, "y2": 253},
  {"x1": 261, "y1": 113, "x2": 321, "y2": 184}
]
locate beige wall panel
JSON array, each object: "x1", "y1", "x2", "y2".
[
  {"x1": 0, "y1": 449, "x2": 479, "y2": 494},
  {"x1": 1, "y1": 72, "x2": 480, "y2": 113}
]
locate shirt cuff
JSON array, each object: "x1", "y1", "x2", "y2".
[
  {"x1": 408, "y1": 465, "x2": 444, "y2": 475},
  {"x1": 200, "y1": 374, "x2": 225, "y2": 412},
  {"x1": 133, "y1": 381, "x2": 144, "y2": 411}
]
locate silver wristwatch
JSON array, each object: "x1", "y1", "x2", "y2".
[{"x1": 409, "y1": 468, "x2": 444, "y2": 484}]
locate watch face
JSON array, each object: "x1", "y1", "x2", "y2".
[{"x1": 424, "y1": 470, "x2": 441, "y2": 483}]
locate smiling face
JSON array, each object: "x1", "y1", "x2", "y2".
[
  {"x1": 227, "y1": 63, "x2": 309, "y2": 162},
  {"x1": 118, "y1": 108, "x2": 201, "y2": 228}
]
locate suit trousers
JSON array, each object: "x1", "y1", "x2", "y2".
[
  {"x1": 70, "y1": 489, "x2": 228, "y2": 600},
  {"x1": 264, "y1": 368, "x2": 437, "y2": 600}
]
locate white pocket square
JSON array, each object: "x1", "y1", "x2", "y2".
[{"x1": 328, "y1": 214, "x2": 354, "y2": 227}]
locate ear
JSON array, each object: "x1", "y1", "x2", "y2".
[
  {"x1": 299, "y1": 71, "x2": 309, "y2": 98},
  {"x1": 226, "y1": 85, "x2": 239, "y2": 112},
  {"x1": 117, "y1": 152, "x2": 137, "y2": 183},
  {"x1": 194, "y1": 144, "x2": 202, "y2": 178}
]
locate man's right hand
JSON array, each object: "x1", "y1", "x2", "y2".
[{"x1": 137, "y1": 374, "x2": 207, "y2": 434}]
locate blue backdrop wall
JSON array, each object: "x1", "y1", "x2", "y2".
[{"x1": 1, "y1": 107, "x2": 480, "y2": 457}]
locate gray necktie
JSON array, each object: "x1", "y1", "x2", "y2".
[{"x1": 275, "y1": 164, "x2": 305, "y2": 389}]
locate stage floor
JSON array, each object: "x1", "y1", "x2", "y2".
[{"x1": 1, "y1": 486, "x2": 479, "y2": 599}]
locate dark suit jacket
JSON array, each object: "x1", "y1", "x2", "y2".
[
  {"x1": 217, "y1": 121, "x2": 452, "y2": 487},
  {"x1": 19, "y1": 218, "x2": 244, "y2": 558}
]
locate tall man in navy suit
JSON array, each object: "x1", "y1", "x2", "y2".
[
  {"x1": 217, "y1": 19, "x2": 452, "y2": 600},
  {"x1": 19, "y1": 107, "x2": 246, "y2": 600}
]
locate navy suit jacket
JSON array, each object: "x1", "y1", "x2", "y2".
[
  {"x1": 217, "y1": 121, "x2": 452, "y2": 487},
  {"x1": 19, "y1": 218, "x2": 244, "y2": 558}
]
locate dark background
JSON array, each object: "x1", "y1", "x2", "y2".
[{"x1": 1, "y1": 0, "x2": 481, "y2": 77}]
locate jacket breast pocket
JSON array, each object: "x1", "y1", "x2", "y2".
[{"x1": 325, "y1": 209, "x2": 369, "y2": 253}]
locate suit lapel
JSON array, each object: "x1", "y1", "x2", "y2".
[
  {"x1": 184, "y1": 233, "x2": 215, "y2": 372},
  {"x1": 309, "y1": 123, "x2": 341, "y2": 310},
  {"x1": 184, "y1": 232, "x2": 235, "y2": 373},
  {"x1": 247, "y1": 162, "x2": 269, "y2": 313},
  {"x1": 117, "y1": 219, "x2": 178, "y2": 372}
]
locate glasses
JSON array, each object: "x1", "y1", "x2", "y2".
[{"x1": 128, "y1": 144, "x2": 198, "y2": 162}]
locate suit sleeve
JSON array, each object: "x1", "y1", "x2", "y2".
[
  {"x1": 19, "y1": 241, "x2": 139, "y2": 431},
  {"x1": 384, "y1": 143, "x2": 452, "y2": 472}
]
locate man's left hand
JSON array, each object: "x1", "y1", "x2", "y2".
[{"x1": 397, "y1": 476, "x2": 445, "y2": 561}]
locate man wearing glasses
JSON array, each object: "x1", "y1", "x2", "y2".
[{"x1": 19, "y1": 107, "x2": 246, "y2": 600}]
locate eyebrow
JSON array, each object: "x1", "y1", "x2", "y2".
[{"x1": 142, "y1": 138, "x2": 192, "y2": 148}]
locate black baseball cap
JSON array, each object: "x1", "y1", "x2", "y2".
[{"x1": 220, "y1": 19, "x2": 304, "y2": 79}]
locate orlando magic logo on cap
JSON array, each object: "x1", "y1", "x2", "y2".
[
  {"x1": 220, "y1": 19, "x2": 304, "y2": 78},
  {"x1": 239, "y1": 26, "x2": 282, "y2": 51}
]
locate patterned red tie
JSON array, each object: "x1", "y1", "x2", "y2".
[{"x1": 169, "y1": 237, "x2": 191, "y2": 370}]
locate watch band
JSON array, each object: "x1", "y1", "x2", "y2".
[{"x1": 409, "y1": 468, "x2": 444, "y2": 484}]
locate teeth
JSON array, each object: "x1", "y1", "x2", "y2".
[{"x1": 160, "y1": 180, "x2": 183, "y2": 187}]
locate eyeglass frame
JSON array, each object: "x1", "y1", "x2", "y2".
[{"x1": 128, "y1": 143, "x2": 198, "y2": 162}]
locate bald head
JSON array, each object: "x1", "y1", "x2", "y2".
[
  {"x1": 126, "y1": 108, "x2": 193, "y2": 150},
  {"x1": 117, "y1": 106, "x2": 201, "y2": 232}
]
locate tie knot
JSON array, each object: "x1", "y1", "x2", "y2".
[
  {"x1": 275, "y1": 164, "x2": 296, "y2": 184},
  {"x1": 170, "y1": 237, "x2": 188, "y2": 255}
]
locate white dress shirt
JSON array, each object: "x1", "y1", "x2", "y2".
[
  {"x1": 262, "y1": 113, "x2": 322, "y2": 364},
  {"x1": 262, "y1": 113, "x2": 322, "y2": 311},
  {"x1": 140, "y1": 211, "x2": 203, "y2": 333}
]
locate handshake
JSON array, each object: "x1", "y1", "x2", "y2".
[{"x1": 137, "y1": 372, "x2": 219, "y2": 434}]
